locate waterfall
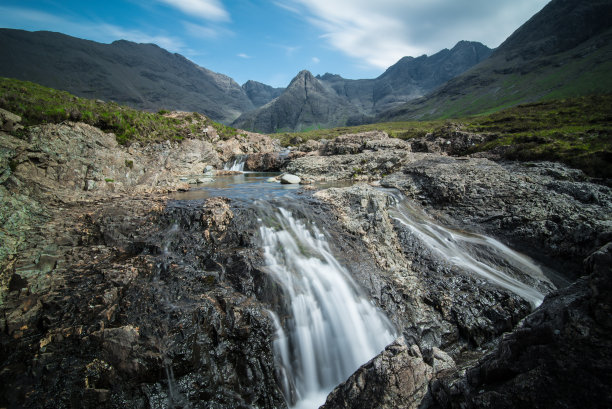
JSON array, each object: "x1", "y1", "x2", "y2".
[
  {"x1": 258, "y1": 205, "x2": 396, "y2": 409},
  {"x1": 387, "y1": 192, "x2": 548, "y2": 308},
  {"x1": 223, "y1": 154, "x2": 247, "y2": 171}
]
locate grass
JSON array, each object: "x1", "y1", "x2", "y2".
[
  {"x1": 275, "y1": 95, "x2": 612, "y2": 178},
  {"x1": 0, "y1": 77, "x2": 241, "y2": 144}
]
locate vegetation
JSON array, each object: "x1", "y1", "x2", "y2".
[
  {"x1": 0, "y1": 77, "x2": 241, "y2": 144},
  {"x1": 278, "y1": 95, "x2": 612, "y2": 178}
]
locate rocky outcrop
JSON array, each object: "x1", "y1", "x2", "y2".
[
  {"x1": 428, "y1": 242, "x2": 612, "y2": 409},
  {"x1": 382, "y1": 157, "x2": 612, "y2": 279},
  {"x1": 321, "y1": 338, "x2": 436, "y2": 409},
  {"x1": 0, "y1": 191, "x2": 287, "y2": 408}
]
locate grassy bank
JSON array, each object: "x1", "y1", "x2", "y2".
[
  {"x1": 279, "y1": 95, "x2": 612, "y2": 178},
  {"x1": 0, "y1": 77, "x2": 240, "y2": 144}
]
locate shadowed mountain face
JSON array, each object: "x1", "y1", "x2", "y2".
[
  {"x1": 0, "y1": 29, "x2": 254, "y2": 124},
  {"x1": 233, "y1": 41, "x2": 491, "y2": 133},
  {"x1": 232, "y1": 70, "x2": 359, "y2": 132},
  {"x1": 242, "y1": 80, "x2": 284, "y2": 108},
  {"x1": 378, "y1": 0, "x2": 612, "y2": 122}
]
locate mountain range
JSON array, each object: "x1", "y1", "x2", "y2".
[
  {"x1": 232, "y1": 41, "x2": 492, "y2": 132},
  {"x1": 0, "y1": 29, "x2": 489, "y2": 130},
  {"x1": 379, "y1": 0, "x2": 612, "y2": 121},
  {"x1": 0, "y1": 0, "x2": 609, "y2": 132}
]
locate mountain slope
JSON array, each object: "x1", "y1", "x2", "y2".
[
  {"x1": 232, "y1": 70, "x2": 359, "y2": 132},
  {"x1": 233, "y1": 41, "x2": 491, "y2": 132},
  {"x1": 242, "y1": 80, "x2": 285, "y2": 108},
  {"x1": 379, "y1": 0, "x2": 612, "y2": 122},
  {"x1": 0, "y1": 29, "x2": 254, "y2": 123}
]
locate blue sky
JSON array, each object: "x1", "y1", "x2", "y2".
[{"x1": 0, "y1": 0, "x2": 550, "y2": 87}]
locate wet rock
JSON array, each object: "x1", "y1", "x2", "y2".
[
  {"x1": 280, "y1": 174, "x2": 301, "y2": 184},
  {"x1": 321, "y1": 337, "x2": 434, "y2": 409},
  {"x1": 382, "y1": 156, "x2": 612, "y2": 280},
  {"x1": 429, "y1": 242, "x2": 612, "y2": 409}
]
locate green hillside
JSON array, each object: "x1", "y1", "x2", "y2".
[{"x1": 0, "y1": 77, "x2": 240, "y2": 144}]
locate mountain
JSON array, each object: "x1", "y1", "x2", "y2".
[
  {"x1": 0, "y1": 29, "x2": 254, "y2": 123},
  {"x1": 242, "y1": 80, "x2": 285, "y2": 108},
  {"x1": 232, "y1": 70, "x2": 359, "y2": 132},
  {"x1": 379, "y1": 0, "x2": 612, "y2": 122},
  {"x1": 233, "y1": 41, "x2": 491, "y2": 132}
]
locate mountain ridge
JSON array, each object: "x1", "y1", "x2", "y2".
[
  {"x1": 233, "y1": 41, "x2": 492, "y2": 132},
  {"x1": 378, "y1": 0, "x2": 612, "y2": 122},
  {"x1": 0, "y1": 29, "x2": 255, "y2": 124}
]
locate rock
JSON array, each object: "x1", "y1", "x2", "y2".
[
  {"x1": 321, "y1": 337, "x2": 434, "y2": 409},
  {"x1": 0, "y1": 108, "x2": 23, "y2": 132},
  {"x1": 280, "y1": 174, "x2": 301, "y2": 184},
  {"x1": 382, "y1": 156, "x2": 612, "y2": 280},
  {"x1": 245, "y1": 152, "x2": 284, "y2": 171},
  {"x1": 284, "y1": 150, "x2": 410, "y2": 181},
  {"x1": 320, "y1": 131, "x2": 389, "y2": 155},
  {"x1": 297, "y1": 139, "x2": 321, "y2": 152},
  {"x1": 429, "y1": 242, "x2": 612, "y2": 409}
]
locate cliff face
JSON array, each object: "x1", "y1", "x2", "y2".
[{"x1": 0, "y1": 29, "x2": 255, "y2": 124}]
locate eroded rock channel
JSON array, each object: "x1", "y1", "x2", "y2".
[{"x1": 1, "y1": 123, "x2": 611, "y2": 408}]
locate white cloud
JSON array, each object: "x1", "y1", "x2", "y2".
[
  {"x1": 312, "y1": 57, "x2": 320, "y2": 63},
  {"x1": 237, "y1": 53, "x2": 252, "y2": 59},
  {"x1": 277, "y1": 0, "x2": 549, "y2": 69},
  {"x1": 157, "y1": 0, "x2": 229, "y2": 22}
]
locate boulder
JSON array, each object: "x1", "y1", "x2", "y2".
[
  {"x1": 280, "y1": 173, "x2": 301, "y2": 184},
  {"x1": 0, "y1": 108, "x2": 23, "y2": 132},
  {"x1": 321, "y1": 337, "x2": 434, "y2": 409}
]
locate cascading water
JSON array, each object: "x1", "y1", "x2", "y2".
[
  {"x1": 223, "y1": 154, "x2": 247, "y2": 171},
  {"x1": 258, "y1": 204, "x2": 396, "y2": 409},
  {"x1": 387, "y1": 191, "x2": 549, "y2": 308}
]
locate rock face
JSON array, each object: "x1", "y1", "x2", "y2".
[
  {"x1": 0, "y1": 29, "x2": 254, "y2": 123},
  {"x1": 428, "y1": 242, "x2": 612, "y2": 409},
  {"x1": 381, "y1": 157, "x2": 612, "y2": 279},
  {"x1": 232, "y1": 70, "x2": 358, "y2": 133},
  {"x1": 242, "y1": 80, "x2": 284, "y2": 108}
]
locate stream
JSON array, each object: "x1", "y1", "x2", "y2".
[{"x1": 174, "y1": 171, "x2": 548, "y2": 409}]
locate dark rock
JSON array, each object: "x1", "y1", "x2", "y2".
[{"x1": 429, "y1": 242, "x2": 612, "y2": 409}]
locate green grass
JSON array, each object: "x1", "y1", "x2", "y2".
[
  {"x1": 275, "y1": 95, "x2": 612, "y2": 178},
  {"x1": 0, "y1": 77, "x2": 240, "y2": 144}
]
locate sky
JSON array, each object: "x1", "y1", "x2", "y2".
[{"x1": 0, "y1": 0, "x2": 550, "y2": 88}]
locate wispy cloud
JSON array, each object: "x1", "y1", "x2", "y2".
[
  {"x1": 157, "y1": 0, "x2": 230, "y2": 22},
  {"x1": 312, "y1": 57, "x2": 320, "y2": 63},
  {"x1": 237, "y1": 53, "x2": 252, "y2": 59},
  {"x1": 183, "y1": 21, "x2": 232, "y2": 39},
  {"x1": 0, "y1": 6, "x2": 185, "y2": 53},
  {"x1": 276, "y1": 0, "x2": 549, "y2": 69}
]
